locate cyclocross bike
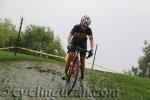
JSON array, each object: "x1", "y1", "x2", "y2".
[{"x1": 65, "y1": 46, "x2": 90, "y2": 94}]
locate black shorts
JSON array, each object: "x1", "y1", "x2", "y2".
[{"x1": 68, "y1": 49, "x2": 86, "y2": 57}]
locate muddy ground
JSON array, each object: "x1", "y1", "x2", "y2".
[{"x1": 0, "y1": 61, "x2": 95, "y2": 100}]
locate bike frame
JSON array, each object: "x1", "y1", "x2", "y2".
[
  {"x1": 67, "y1": 51, "x2": 80, "y2": 82},
  {"x1": 66, "y1": 46, "x2": 90, "y2": 94}
]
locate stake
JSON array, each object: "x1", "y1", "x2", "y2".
[
  {"x1": 92, "y1": 44, "x2": 98, "y2": 70},
  {"x1": 14, "y1": 18, "x2": 23, "y2": 56}
]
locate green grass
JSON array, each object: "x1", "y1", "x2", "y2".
[
  {"x1": 0, "y1": 50, "x2": 65, "y2": 65},
  {"x1": 1, "y1": 50, "x2": 150, "y2": 100},
  {"x1": 85, "y1": 70, "x2": 150, "y2": 100}
]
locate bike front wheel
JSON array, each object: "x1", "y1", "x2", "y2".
[{"x1": 66, "y1": 60, "x2": 80, "y2": 94}]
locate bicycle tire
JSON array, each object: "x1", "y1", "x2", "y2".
[
  {"x1": 66, "y1": 61, "x2": 73, "y2": 83},
  {"x1": 66, "y1": 60, "x2": 80, "y2": 94}
]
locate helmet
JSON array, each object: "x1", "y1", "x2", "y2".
[{"x1": 81, "y1": 15, "x2": 91, "y2": 26}]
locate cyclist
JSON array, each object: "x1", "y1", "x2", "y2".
[{"x1": 62, "y1": 15, "x2": 94, "y2": 87}]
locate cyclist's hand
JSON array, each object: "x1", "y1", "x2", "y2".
[
  {"x1": 86, "y1": 49, "x2": 93, "y2": 59},
  {"x1": 67, "y1": 44, "x2": 73, "y2": 50}
]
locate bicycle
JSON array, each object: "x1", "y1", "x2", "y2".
[{"x1": 65, "y1": 46, "x2": 91, "y2": 94}]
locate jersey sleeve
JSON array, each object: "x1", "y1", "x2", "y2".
[
  {"x1": 70, "y1": 25, "x2": 77, "y2": 35},
  {"x1": 87, "y1": 28, "x2": 93, "y2": 39}
]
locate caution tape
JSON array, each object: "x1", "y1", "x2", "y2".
[
  {"x1": 0, "y1": 47, "x2": 65, "y2": 60},
  {"x1": 18, "y1": 47, "x2": 65, "y2": 60},
  {"x1": 0, "y1": 47, "x2": 122, "y2": 74},
  {"x1": 86, "y1": 62, "x2": 122, "y2": 74}
]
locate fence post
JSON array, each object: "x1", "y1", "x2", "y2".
[
  {"x1": 14, "y1": 18, "x2": 23, "y2": 56},
  {"x1": 91, "y1": 44, "x2": 98, "y2": 70}
]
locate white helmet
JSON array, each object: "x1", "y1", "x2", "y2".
[{"x1": 81, "y1": 15, "x2": 91, "y2": 26}]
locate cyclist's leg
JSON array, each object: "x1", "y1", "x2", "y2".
[
  {"x1": 79, "y1": 40, "x2": 87, "y2": 86},
  {"x1": 80, "y1": 54, "x2": 86, "y2": 87},
  {"x1": 65, "y1": 52, "x2": 74, "y2": 74},
  {"x1": 80, "y1": 55, "x2": 86, "y2": 80},
  {"x1": 79, "y1": 39, "x2": 87, "y2": 80}
]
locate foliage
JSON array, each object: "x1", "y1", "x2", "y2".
[
  {"x1": 0, "y1": 18, "x2": 17, "y2": 47},
  {"x1": 21, "y1": 25, "x2": 66, "y2": 56},
  {"x1": 0, "y1": 18, "x2": 66, "y2": 57},
  {"x1": 128, "y1": 40, "x2": 150, "y2": 77},
  {"x1": 138, "y1": 40, "x2": 150, "y2": 77}
]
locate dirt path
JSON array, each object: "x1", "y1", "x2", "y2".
[{"x1": 0, "y1": 61, "x2": 95, "y2": 100}]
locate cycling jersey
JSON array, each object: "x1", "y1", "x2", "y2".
[
  {"x1": 71, "y1": 24, "x2": 93, "y2": 39},
  {"x1": 69, "y1": 24, "x2": 93, "y2": 56}
]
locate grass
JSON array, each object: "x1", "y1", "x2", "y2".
[
  {"x1": 1, "y1": 50, "x2": 150, "y2": 100},
  {"x1": 85, "y1": 70, "x2": 150, "y2": 100},
  {"x1": 0, "y1": 50, "x2": 65, "y2": 65}
]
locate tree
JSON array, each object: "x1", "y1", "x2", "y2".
[
  {"x1": 131, "y1": 66, "x2": 138, "y2": 76},
  {"x1": 51, "y1": 35, "x2": 66, "y2": 56},
  {"x1": 22, "y1": 25, "x2": 66, "y2": 56},
  {"x1": 123, "y1": 69, "x2": 132, "y2": 76},
  {"x1": 138, "y1": 40, "x2": 150, "y2": 77},
  {"x1": 0, "y1": 18, "x2": 17, "y2": 47},
  {"x1": 0, "y1": 18, "x2": 66, "y2": 58}
]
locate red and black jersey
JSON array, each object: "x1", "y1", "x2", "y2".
[
  {"x1": 70, "y1": 24, "x2": 93, "y2": 40},
  {"x1": 69, "y1": 24, "x2": 93, "y2": 56}
]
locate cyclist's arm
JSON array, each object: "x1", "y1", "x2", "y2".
[
  {"x1": 88, "y1": 34, "x2": 94, "y2": 49},
  {"x1": 68, "y1": 25, "x2": 77, "y2": 44},
  {"x1": 89, "y1": 38, "x2": 94, "y2": 50},
  {"x1": 67, "y1": 33, "x2": 73, "y2": 44}
]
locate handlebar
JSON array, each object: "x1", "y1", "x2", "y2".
[
  {"x1": 72, "y1": 46, "x2": 90, "y2": 53},
  {"x1": 70, "y1": 45, "x2": 91, "y2": 59}
]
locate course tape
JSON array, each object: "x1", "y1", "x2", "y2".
[
  {"x1": 0, "y1": 47, "x2": 121, "y2": 74},
  {"x1": 18, "y1": 47, "x2": 65, "y2": 60},
  {"x1": 86, "y1": 62, "x2": 121, "y2": 74},
  {"x1": 0, "y1": 47, "x2": 65, "y2": 60}
]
